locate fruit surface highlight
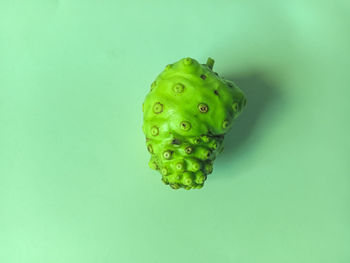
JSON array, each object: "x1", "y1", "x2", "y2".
[{"x1": 142, "y1": 57, "x2": 246, "y2": 190}]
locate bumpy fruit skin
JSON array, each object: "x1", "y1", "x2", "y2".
[{"x1": 142, "y1": 57, "x2": 246, "y2": 190}]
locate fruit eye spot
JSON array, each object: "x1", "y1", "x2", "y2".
[
  {"x1": 200, "y1": 74, "x2": 207, "y2": 80},
  {"x1": 161, "y1": 167, "x2": 168, "y2": 175},
  {"x1": 176, "y1": 163, "x2": 183, "y2": 170},
  {"x1": 198, "y1": 103, "x2": 209, "y2": 113},
  {"x1": 222, "y1": 120, "x2": 229, "y2": 129},
  {"x1": 153, "y1": 102, "x2": 163, "y2": 114},
  {"x1": 147, "y1": 144, "x2": 153, "y2": 153},
  {"x1": 180, "y1": 121, "x2": 191, "y2": 131},
  {"x1": 161, "y1": 177, "x2": 169, "y2": 185},
  {"x1": 149, "y1": 161, "x2": 158, "y2": 170},
  {"x1": 205, "y1": 163, "x2": 213, "y2": 174},
  {"x1": 150, "y1": 81, "x2": 157, "y2": 91},
  {"x1": 232, "y1": 102, "x2": 238, "y2": 112},
  {"x1": 163, "y1": 150, "x2": 172, "y2": 159},
  {"x1": 183, "y1": 57, "x2": 193, "y2": 65},
  {"x1": 185, "y1": 147, "x2": 193, "y2": 154},
  {"x1": 200, "y1": 135, "x2": 209, "y2": 143},
  {"x1": 170, "y1": 184, "x2": 180, "y2": 189},
  {"x1": 151, "y1": 126, "x2": 159, "y2": 136},
  {"x1": 185, "y1": 179, "x2": 192, "y2": 185},
  {"x1": 206, "y1": 151, "x2": 212, "y2": 158},
  {"x1": 193, "y1": 163, "x2": 200, "y2": 171},
  {"x1": 171, "y1": 138, "x2": 181, "y2": 145},
  {"x1": 173, "y1": 83, "x2": 184, "y2": 93}
]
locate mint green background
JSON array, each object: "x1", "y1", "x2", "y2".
[{"x1": 1, "y1": 1, "x2": 349, "y2": 262}]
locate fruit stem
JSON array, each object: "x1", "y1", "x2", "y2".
[{"x1": 206, "y1": 57, "x2": 215, "y2": 70}]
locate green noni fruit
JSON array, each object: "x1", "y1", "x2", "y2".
[{"x1": 142, "y1": 57, "x2": 246, "y2": 190}]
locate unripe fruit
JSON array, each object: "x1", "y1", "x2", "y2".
[{"x1": 142, "y1": 57, "x2": 246, "y2": 190}]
